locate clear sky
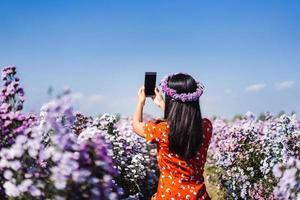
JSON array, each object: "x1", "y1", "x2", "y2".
[{"x1": 1, "y1": 0, "x2": 299, "y2": 118}]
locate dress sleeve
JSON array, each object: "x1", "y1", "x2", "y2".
[
  {"x1": 144, "y1": 121, "x2": 161, "y2": 143},
  {"x1": 203, "y1": 118, "x2": 213, "y2": 145}
]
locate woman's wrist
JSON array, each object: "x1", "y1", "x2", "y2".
[{"x1": 138, "y1": 100, "x2": 145, "y2": 106}]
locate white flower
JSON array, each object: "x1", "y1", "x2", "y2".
[
  {"x1": 18, "y1": 179, "x2": 33, "y2": 193},
  {"x1": 29, "y1": 186, "x2": 42, "y2": 196},
  {"x1": 10, "y1": 160, "x2": 21, "y2": 171},
  {"x1": 4, "y1": 170, "x2": 13, "y2": 180},
  {"x1": 3, "y1": 181, "x2": 20, "y2": 197}
]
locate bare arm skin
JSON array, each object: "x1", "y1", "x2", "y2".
[
  {"x1": 132, "y1": 87, "x2": 146, "y2": 137},
  {"x1": 132, "y1": 87, "x2": 165, "y2": 137}
]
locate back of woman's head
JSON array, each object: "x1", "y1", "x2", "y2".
[{"x1": 163, "y1": 73, "x2": 203, "y2": 160}]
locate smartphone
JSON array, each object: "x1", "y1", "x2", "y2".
[{"x1": 144, "y1": 72, "x2": 157, "y2": 97}]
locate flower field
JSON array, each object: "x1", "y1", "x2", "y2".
[
  {"x1": 207, "y1": 113, "x2": 300, "y2": 199},
  {"x1": 0, "y1": 66, "x2": 300, "y2": 200}
]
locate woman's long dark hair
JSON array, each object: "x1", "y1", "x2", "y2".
[{"x1": 164, "y1": 73, "x2": 203, "y2": 160}]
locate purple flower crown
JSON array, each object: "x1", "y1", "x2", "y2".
[{"x1": 159, "y1": 73, "x2": 205, "y2": 102}]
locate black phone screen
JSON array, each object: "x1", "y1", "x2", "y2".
[{"x1": 144, "y1": 72, "x2": 156, "y2": 97}]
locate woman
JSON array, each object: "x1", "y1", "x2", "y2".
[{"x1": 132, "y1": 73, "x2": 212, "y2": 200}]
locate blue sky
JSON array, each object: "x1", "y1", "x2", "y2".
[{"x1": 1, "y1": 0, "x2": 299, "y2": 118}]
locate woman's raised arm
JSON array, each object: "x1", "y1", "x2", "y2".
[{"x1": 132, "y1": 87, "x2": 146, "y2": 137}]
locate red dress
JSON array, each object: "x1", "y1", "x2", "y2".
[{"x1": 144, "y1": 118, "x2": 213, "y2": 200}]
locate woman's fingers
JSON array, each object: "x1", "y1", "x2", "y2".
[
  {"x1": 138, "y1": 86, "x2": 144, "y2": 94},
  {"x1": 141, "y1": 87, "x2": 145, "y2": 95},
  {"x1": 137, "y1": 86, "x2": 146, "y2": 104},
  {"x1": 138, "y1": 87, "x2": 146, "y2": 100}
]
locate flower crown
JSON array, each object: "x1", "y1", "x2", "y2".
[{"x1": 159, "y1": 73, "x2": 205, "y2": 102}]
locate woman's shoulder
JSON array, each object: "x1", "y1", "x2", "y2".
[
  {"x1": 202, "y1": 118, "x2": 212, "y2": 128},
  {"x1": 148, "y1": 118, "x2": 212, "y2": 129},
  {"x1": 145, "y1": 118, "x2": 168, "y2": 130},
  {"x1": 144, "y1": 119, "x2": 168, "y2": 144},
  {"x1": 153, "y1": 118, "x2": 168, "y2": 126}
]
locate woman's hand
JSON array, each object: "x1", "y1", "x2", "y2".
[
  {"x1": 137, "y1": 87, "x2": 146, "y2": 105},
  {"x1": 152, "y1": 87, "x2": 165, "y2": 111}
]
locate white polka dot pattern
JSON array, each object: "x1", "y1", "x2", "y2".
[{"x1": 145, "y1": 119, "x2": 213, "y2": 200}]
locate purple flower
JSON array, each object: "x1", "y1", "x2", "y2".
[
  {"x1": 209, "y1": 112, "x2": 300, "y2": 199},
  {"x1": 159, "y1": 73, "x2": 204, "y2": 102},
  {"x1": 0, "y1": 66, "x2": 34, "y2": 150}
]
